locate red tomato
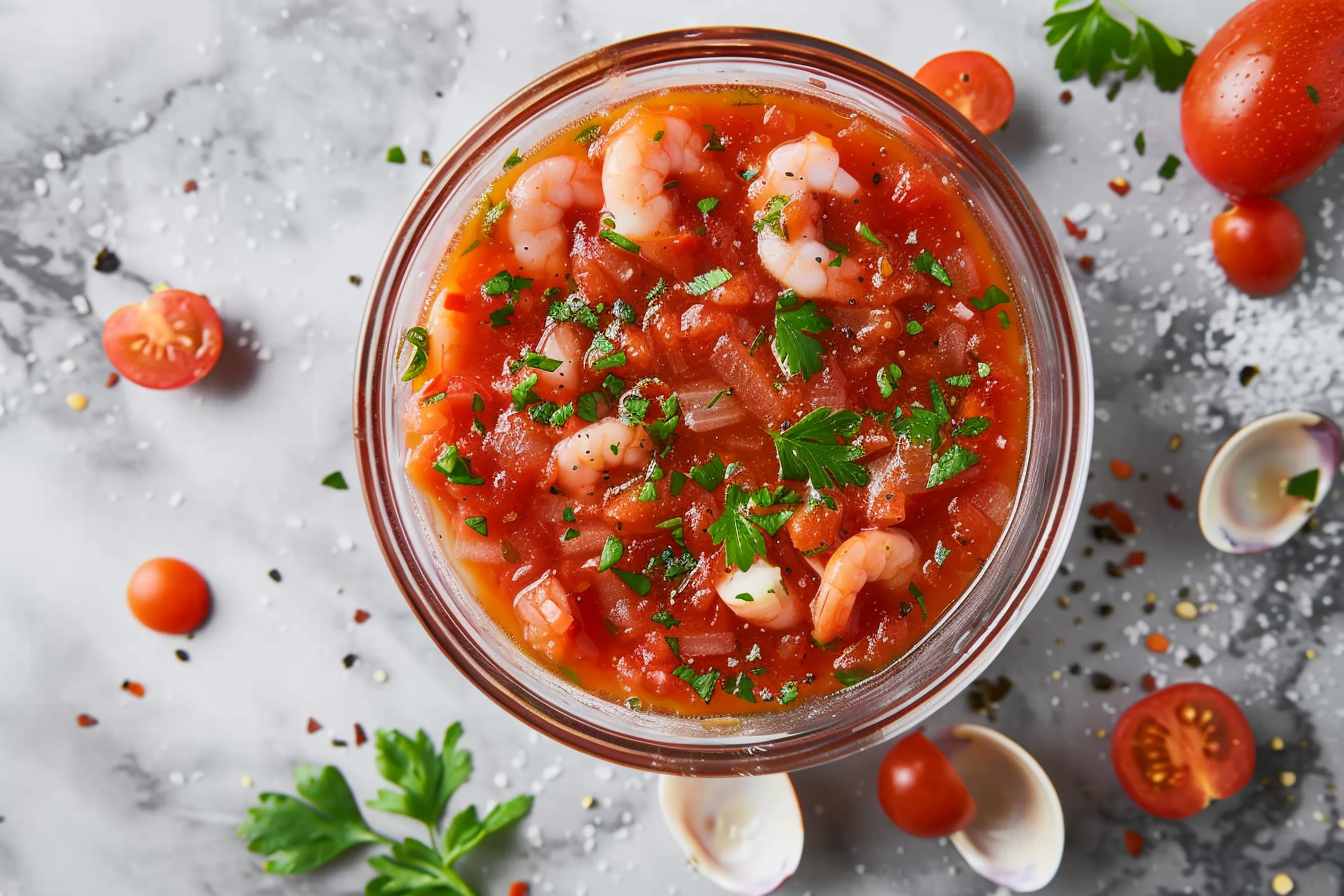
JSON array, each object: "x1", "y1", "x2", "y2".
[
  {"x1": 877, "y1": 731, "x2": 977, "y2": 837},
  {"x1": 102, "y1": 289, "x2": 223, "y2": 389},
  {"x1": 914, "y1": 51, "x2": 1015, "y2": 134},
  {"x1": 127, "y1": 558, "x2": 211, "y2": 634},
  {"x1": 1181, "y1": 0, "x2": 1344, "y2": 198},
  {"x1": 1111, "y1": 683, "x2": 1256, "y2": 820},
  {"x1": 1211, "y1": 198, "x2": 1305, "y2": 296}
]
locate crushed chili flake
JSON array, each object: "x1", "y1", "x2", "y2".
[
  {"x1": 183, "y1": 179, "x2": 198, "y2": 193},
  {"x1": 1059, "y1": 89, "x2": 1074, "y2": 104},
  {"x1": 105, "y1": 372, "x2": 120, "y2": 388},
  {"x1": 508, "y1": 883, "x2": 530, "y2": 896},
  {"x1": 353, "y1": 609, "x2": 371, "y2": 624},
  {"x1": 1165, "y1": 492, "x2": 1185, "y2": 510},
  {"x1": 1110, "y1": 459, "x2": 1134, "y2": 480},
  {"x1": 1145, "y1": 632, "x2": 1170, "y2": 653},
  {"x1": 1089, "y1": 501, "x2": 1136, "y2": 535},
  {"x1": 1140, "y1": 673, "x2": 1157, "y2": 692},
  {"x1": 76, "y1": 713, "x2": 99, "y2": 727},
  {"x1": 307, "y1": 717, "x2": 322, "y2": 734},
  {"x1": 1063, "y1": 217, "x2": 1088, "y2": 240},
  {"x1": 1107, "y1": 177, "x2": 1131, "y2": 197},
  {"x1": 1124, "y1": 829, "x2": 1145, "y2": 857},
  {"x1": 121, "y1": 680, "x2": 146, "y2": 698},
  {"x1": 1125, "y1": 551, "x2": 1147, "y2": 568},
  {"x1": 1078, "y1": 254, "x2": 1095, "y2": 274},
  {"x1": 354, "y1": 723, "x2": 368, "y2": 747}
]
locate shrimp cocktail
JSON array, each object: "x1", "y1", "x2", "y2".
[{"x1": 399, "y1": 87, "x2": 1029, "y2": 715}]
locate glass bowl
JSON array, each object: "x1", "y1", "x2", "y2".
[{"x1": 354, "y1": 27, "x2": 1093, "y2": 775}]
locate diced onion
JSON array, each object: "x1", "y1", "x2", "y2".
[
  {"x1": 969, "y1": 480, "x2": 1014, "y2": 526},
  {"x1": 677, "y1": 632, "x2": 738, "y2": 657},
  {"x1": 681, "y1": 382, "x2": 747, "y2": 432}
]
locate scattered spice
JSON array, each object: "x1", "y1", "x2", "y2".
[
  {"x1": 342, "y1": 653, "x2": 358, "y2": 669},
  {"x1": 332, "y1": 737, "x2": 348, "y2": 748},
  {"x1": 1063, "y1": 217, "x2": 1088, "y2": 240},
  {"x1": 267, "y1": 569, "x2": 282, "y2": 582},
  {"x1": 306, "y1": 717, "x2": 322, "y2": 734},
  {"x1": 1057, "y1": 596, "x2": 1071, "y2": 609},
  {"x1": 92, "y1": 247, "x2": 120, "y2": 273},
  {"x1": 1168, "y1": 435, "x2": 1182, "y2": 451},
  {"x1": 1140, "y1": 673, "x2": 1157, "y2": 692},
  {"x1": 420, "y1": 150, "x2": 433, "y2": 166},
  {"x1": 1098, "y1": 603, "x2": 1115, "y2": 618},
  {"x1": 373, "y1": 669, "x2": 389, "y2": 683},
  {"x1": 354, "y1": 723, "x2": 369, "y2": 747},
  {"x1": 509, "y1": 883, "x2": 530, "y2": 896},
  {"x1": 1174, "y1": 601, "x2": 1198, "y2": 620},
  {"x1": 1091, "y1": 672, "x2": 1116, "y2": 691},
  {"x1": 1124, "y1": 551, "x2": 1146, "y2": 568},
  {"x1": 1271, "y1": 872, "x2": 1295, "y2": 895},
  {"x1": 105, "y1": 372, "x2": 120, "y2": 388},
  {"x1": 580, "y1": 795, "x2": 596, "y2": 809},
  {"x1": 348, "y1": 274, "x2": 363, "y2": 286},
  {"x1": 1165, "y1": 492, "x2": 1185, "y2": 510},
  {"x1": 1104, "y1": 560, "x2": 1126, "y2": 579},
  {"x1": 1089, "y1": 501, "x2": 1136, "y2": 534},
  {"x1": 1271, "y1": 737, "x2": 1285, "y2": 751},
  {"x1": 1089, "y1": 640, "x2": 1107, "y2": 652},
  {"x1": 1145, "y1": 632, "x2": 1170, "y2": 653},
  {"x1": 183, "y1": 179, "x2": 198, "y2": 193},
  {"x1": 1110, "y1": 459, "x2": 1134, "y2": 480},
  {"x1": 1183, "y1": 653, "x2": 1204, "y2": 668},
  {"x1": 1078, "y1": 254, "x2": 1095, "y2": 274},
  {"x1": 966, "y1": 675, "x2": 1013, "y2": 718},
  {"x1": 1239, "y1": 365, "x2": 1261, "y2": 387},
  {"x1": 1124, "y1": 830, "x2": 1144, "y2": 857},
  {"x1": 174, "y1": 649, "x2": 190, "y2": 662},
  {"x1": 1093, "y1": 524, "x2": 1124, "y2": 544},
  {"x1": 121, "y1": 680, "x2": 145, "y2": 698},
  {"x1": 354, "y1": 609, "x2": 371, "y2": 624},
  {"x1": 1280, "y1": 771, "x2": 1297, "y2": 787},
  {"x1": 66, "y1": 392, "x2": 88, "y2": 411},
  {"x1": 241, "y1": 774, "x2": 254, "y2": 788},
  {"x1": 76, "y1": 713, "x2": 98, "y2": 728},
  {"x1": 1059, "y1": 89, "x2": 1074, "y2": 104},
  {"x1": 1108, "y1": 177, "x2": 1131, "y2": 196}
]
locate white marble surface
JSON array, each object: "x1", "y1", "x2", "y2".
[{"x1": 5, "y1": 1, "x2": 1344, "y2": 894}]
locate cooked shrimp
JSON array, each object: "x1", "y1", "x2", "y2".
[
  {"x1": 751, "y1": 132, "x2": 864, "y2": 300},
  {"x1": 532, "y1": 322, "x2": 586, "y2": 402},
  {"x1": 810, "y1": 528, "x2": 921, "y2": 643},
  {"x1": 506, "y1": 156, "x2": 604, "y2": 274},
  {"x1": 514, "y1": 574, "x2": 590, "y2": 661},
  {"x1": 715, "y1": 560, "x2": 806, "y2": 630},
  {"x1": 601, "y1": 109, "x2": 705, "y2": 239},
  {"x1": 548, "y1": 418, "x2": 652, "y2": 500}
]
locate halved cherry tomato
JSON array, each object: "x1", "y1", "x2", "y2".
[
  {"x1": 1211, "y1": 198, "x2": 1305, "y2": 297},
  {"x1": 877, "y1": 731, "x2": 977, "y2": 837},
  {"x1": 914, "y1": 51, "x2": 1015, "y2": 134},
  {"x1": 1111, "y1": 683, "x2": 1256, "y2": 820},
  {"x1": 127, "y1": 558, "x2": 211, "y2": 634},
  {"x1": 102, "y1": 289, "x2": 223, "y2": 389},
  {"x1": 1181, "y1": 0, "x2": 1344, "y2": 198}
]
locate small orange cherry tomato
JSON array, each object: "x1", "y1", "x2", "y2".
[
  {"x1": 915, "y1": 51, "x2": 1015, "y2": 134},
  {"x1": 127, "y1": 558, "x2": 211, "y2": 634}
]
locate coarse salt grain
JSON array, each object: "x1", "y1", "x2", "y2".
[{"x1": 373, "y1": 669, "x2": 388, "y2": 683}]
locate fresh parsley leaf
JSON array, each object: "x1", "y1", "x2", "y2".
[
  {"x1": 686, "y1": 267, "x2": 733, "y2": 296},
  {"x1": 237, "y1": 765, "x2": 386, "y2": 874},
  {"x1": 503, "y1": 148, "x2": 523, "y2": 171},
  {"x1": 1286, "y1": 469, "x2": 1320, "y2": 501},
  {"x1": 773, "y1": 291, "x2": 833, "y2": 380},
  {"x1": 724, "y1": 671, "x2": 757, "y2": 703},
  {"x1": 481, "y1": 270, "x2": 532, "y2": 298},
  {"x1": 636, "y1": 481, "x2": 658, "y2": 502},
  {"x1": 646, "y1": 278, "x2": 667, "y2": 301},
  {"x1": 906, "y1": 320, "x2": 924, "y2": 336},
  {"x1": 401, "y1": 326, "x2": 429, "y2": 382},
  {"x1": 509, "y1": 351, "x2": 563, "y2": 374},
  {"x1": 562, "y1": 506, "x2": 576, "y2": 523},
  {"x1": 366, "y1": 725, "x2": 472, "y2": 827},
  {"x1": 599, "y1": 230, "x2": 641, "y2": 254},
  {"x1": 656, "y1": 515, "x2": 688, "y2": 548},
  {"x1": 999, "y1": 310, "x2": 1011, "y2": 329},
  {"x1": 386, "y1": 146, "x2": 406, "y2": 164},
  {"x1": 511, "y1": 373, "x2": 540, "y2": 411},
  {"x1": 548, "y1": 293, "x2": 601, "y2": 329},
  {"x1": 488, "y1": 303, "x2": 515, "y2": 328},
  {"x1": 876, "y1": 364, "x2": 903, "y2": 399},
  {"x1": 432, "y1": 445, "x2": 484, "y2": 486},
  {"x1": 689, "y1": 455, "x2": 727, "y2": 491},
  {"x1": 1158, "y1": 153, "x2": 1181, "y2": 179},
  {"x1": 951, "y1": 417, "x2": 991, "y2": 438},
  {"x1": 1045, "y1": 1, "x2": 1194, "y2": 93},
  {"x1": 858, "y1": 223, "x2": 885, "y2": 248},
  {"x1": 698, "y1": 197, "x2": 720, "y2": 215},
  {"x1": 672, "y1": 664, "x2": 720, "y2": 703},
  {"x1": 618, "y1": 393, "x2": 652, "y2": 427},
  {"x1": 612, "y1": 299, "x2": 637, "y2": 324},
  {"x1": 322, "y1": 471, "x2": 349, "y2": 490},
  {"x1": 945, "y1": 374, "x2": 973, "y2": 388},
  {"x1": 464, "y1": 516, "x2": 487, "y2": 536},
  {"x1": 709, "y1": 484, "x2": 769, "y2": 572},
  {"x1": 598, "y1": 535, "x2": 624, "y2": 573},
  {"x1": 575, "y1": 391, "x2": 601, "y2": 423},
  {"x1": 527, "y1": 401, "x2": 574, "y2": 427},
  {"x1": 1307, "y1": 85, "x2": 1321, "y2": 105},
  {"x1": 574, "y1": 124, "x2": 601, "y2": 144},
  {"x1": 971, "y1": 285, "x2": 1011, "y2": 312},
  {"x1": 779, "y1": 680, "x2": 800, "y2": 705},
  {"x1": 439, "y1": 794, "x2": 534, "y2": 865},
  {"x1": 652, "y1": 609, "x2": 681, "y2": 629},
  {"x1": 1134, "y1": 131, "x2": 1146, "y2": 155},
  {"x1": 893, "y1": 380, "x2": 952, "y2": 449},
  {"x1": 834, "y1": 669, "x2": 871, "y2": 687},
  {"x1": 613, "y1": 569, "x2": 653, "y2": 595},
  {"x1": 754, "y1": 195, "x2": 790, "y2": 238},
  {"x1": 669, "y1": 471, "x2": 688, "y2": 497},
  {"x1": 563, "y1": 527, "x2": 579, "y2": 541},
  {"x1": 702, "y1": 124, "x2": 726, "y2": 152},
  {"x1": 1126, "y1": 15, "x2": 1198, "y2": 92},
  {"x1": 770, "y1": 408, "x2": 868, "y2": 489},
  {"x1": 739, "y1": 168, "x2": 759, "y2": 182},
  {"x1": 482, "y1": 199, "x2": 509, "y2": 237},
  {"x1": 935, "y1": 541, "x2": 951, "y2": 567},
  {"x1": 927, "y1": 443, "x2": 980, "y2": 489},
  {"x1": 909, "y1": 249, "x2": 952, "y2": 286}
]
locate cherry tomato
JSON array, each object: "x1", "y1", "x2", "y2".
[
  {"x1": 914, "y1": 51, "x2": 1015, "y2": 134},
  {"x1": 877, "y1": 731, "x2": 977, "y2": 837},
  {"x1": 1181, "y1": 0, "x2": 1344, "y2": 198},
  {"x1": 102, "y1": 289, "x2": 223, "y2": 389},
  {"x1": 1111, "y1": 683, "x2": 1256, "y2": 820},
  {"x1": 127, "y1": 558, "x2": 211, "y2": 634},
  {"x1": 1211, "y1": 198, "x2": 1305, "y2": 296}
]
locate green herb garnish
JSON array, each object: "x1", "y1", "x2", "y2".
[
  {"x1": 927, "y1": 443, "x2": 980, "y2": 489},
  {"x1": 1307, "y1": 85, "x2": 1320, "y2": 105},
  {"x1": 386, "y1": 146, "x2": 406, "y2": 164},
  {"x1": 574, "y1": 124, "x2": 601, "y2": 144},
  {"x1": 773, "y1": 290, "x2": 833, "y2": 380},
  {"x1": 401, "y1": 326, "x2": 429, "y2": 381},
  {"x1": 834, "y1": 669, "x2": 870, "y2": 687},
  {"x1": 673, "y1": 664, "x2": 720, "y2": 703},
  {"x1": 906, "y1": 320, "x2": 924, "y2": 336},
  {"x1": 858, "y1": 223, "x2": 885, "y2": 248},
  {"x1": 779, "y1": 681, "x2": 799, "y2": 705},
  {"x1": 433, "y1": 445, "x2": 484, "y2": 486},
  {"x1": 754, "y1": 195, "x2": 789, "y2": 238},
  {"x1": 971, "y1": 285, "x2": 1011, "y2": 312},
  {"x1": 598, "y1": 536, "x2": 624, "y2": 573},
  {"x1": 1158, "y1": 153, "x2": 1181, "y2": 179},
  {"x1": 689, "y1": 454, "x2": 727, "y2": 491},
  {"x1": 945, "y1": 374, "x2": 973, "y2": 388},
  {"x1": 1044, "y1": 1, "x2": 1196, "y2": 92},
  {"x1": 613, "y1": 569, "x2": 653, "y2": 596},
  {"x1": 770, "y1": 408, "x2": 868, "y2": 489},
  {"x1": 321, "y1": 471, "x2": 348, "y2": 490},
  {"x1": 599, "y1": 230, "x2": 641, "y2": 254},
  {"x1": 697, "y1": 197, "x2": 720, "y2": 215},
  {"x1": 482, "y1": 199, "x2": 509, "y2": 237},
  {"x1": 877, "y1": 364, "x2": 903, "y2": 399},
  {"x1": 1286, "y1": 469, "x2": 1320, "y2": 501},
  {"x1": 909, "y1": 582, "x2": 928, "y2": 620},
  {"x1": 724, "y1": 672, "x2": 757, "y2": 703},
  {"x1": 909, "y1": 249, "x2": 952, "y2": 286},
  {"x1": 464, "y1": 516, "x2": 488, "y2": 536},
  {"x1": 652, "y1": 609, "x2": 681, "y2": 629},
  {"x1": 503, "y1": 148, "x2": 523, "y2": 171}
]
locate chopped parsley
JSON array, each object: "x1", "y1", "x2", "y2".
[
  {"x1": 482, "y1": 198, "x2": 509, "y2": 237},
  {"x1": 909, "y1": 582, "x2": 928, "y2": 620},
  {"x1": 685, "y1": 268, "x2": 733, "y2": 296},
  {"x1": 834, "y1": 669, "x2": 870, "y2": 687},
  {"x1": 906, "y1": 320, "x2": 924, "y2": 336},
  {"x1": 598, "y1": 536, "x2": 624, "y2": 573},
  {"x1": 432, "y1": 445, "x2": 484, "y2": 486},
  {"x1": 548, "y1": 294, "x2": 601, "y2": 329},
  {"x1": 464, "y1": 516, "x2": 488, "y2": 536},
  {"x1": 575, "y1": 391, "x2": 602, "y2": 422},
  {"x1": 1307, "y1": 85, "x2": 1320, "y2": 105},
  {"x1": 482, "y1": 270, "x2": 532, "y2": 298},
  {"x1": 656, "y1": 516, "x2": 687, "y2": 548},
  {"x1": 321, "y1": 471, "x2": 348, "y2": 490},
  {"x1": 945, "y1": 373, "x2": 973, "y2": 388},
  {"x1": 651, "y1": 609, "x2": 681, "y2": 629},
  {"x1": 612, "y1": 300, "x2": 637, "y2": 324},
  {"x1": 857, "y1": 223, "x2": 886, "y2": 248},
  {"x1": 562, "y1": 506, "x2": 576, "y2": 523},
  {"x1": 723, "y1": 671, "x2": 757, "y2": 703},
  {"x1": 708, "y1": 485, "x2": 771, "y2": 571},
  {"x1": 779, "y1": 680, "x2": 800, "y2": 705},
  {"x1": 754, "y1": 195, "x2": 790, "y2": 238},
  {"x1": 652, "y1": 130, "x2": 664, "y2": 142},
  {"x1": 934, "y1": 541, "x2": 951, "y2": 567},
  {"x1": 562, "y1": 527, "x2": 580, "y2": 541},
  {"x1": 705, "y1": 388, "x2": 733, "y2": 409},
  {"x1": 422, "y1": 391, "x2": 446, "y2": 407},
  {"x1": 648, "y1": 547, "x2": 697, "y2": 579},
  {"x1": 1044, "y1": 2, "x2": 1196, "y2": 93},
  {"x1": 400, "y1": 326, "x2": 429, "y2": 382},
  {"x1": 951, "y1": 417, "x2": 991, "y2": 438},
  {"x1": 503, "y1": 148, "x2": 523, "y2": 171},
  {"x1": 697, "y1": 197, "x2": 720, "y2": 215},
  {"x1": 738, "y1": 168, "x2": 759, "y2": 182},
  {"x1": 511, "y1": 373, "x2": 541, "y2": 411},
  {"x1": 971, "y1": 285, "x2": 1011, "y2": 312},
  {"x1": 509, "y1": 351, "x2": 562, "y2": 374},
  {"x1": 769, "y1": 408, "x2": 868, "y2": 489},
  {"x1": 893, "y1": 380, "x2": 952, "y2": 449},
  {"x1": 773, "y1": 290, "x2": 833, "y2": 380},
  {"x1": 1134, "y1": 131, "x2": 1146, "y2": 156},
  {"x1": 927, "y1": 443, "x2": 980, "y2": 489},
  {"x1": 599, "y1": 230, "x2": 641, "y2": 254},
  {"x1": 673, "y1": 664, "x2": 720, "y2": 703},
  {"x1": 574, "y1": 124, "x2": 601, "y2": 144},
  {"x1": 877, "y1": 363, "x2": 903, "y2": 399},
  {"x1": 646, "y1": 278, "x2": 667, "y2": 301},
  {"x1": 998, "y1": 310, "x2": 1012, "y2": 329},
  {"x1": 386, "y1": 146, "x2": 406, "y2": 164},
  {"x1": 1286, "y1": 469, "x2": 1320, "y2": 501},
  {"x1": 1158, "y1": 154, "x2": 1181, "y2": 180},
  {"x1": 909, "y1": 249, "x2": 952, "y2": 286},
  {"x1": 613, "y1": 569, "x2": 653, "y2": 595},
  {"x1": 488, "y1": 304, "x2": 515, "y2": 328},
  {"x1": 689, "y1": 454, "x2": 727, "y2": 491},
  {"x1": 668, "y1": 471, "x2": 688, "y2": 497},
  {"x1": 528, "y1": 401, "x2": 574, "y2": 427},
  {"x1": 702, "y1": 124, "x2": 726, "y2": 152}
]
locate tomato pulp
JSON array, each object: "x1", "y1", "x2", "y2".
[
  {"x1": 1111, "y1": 683, "x2": 1256, "y2": 820},
  {"x1": 402, "y1": 89, "x2": 1029, "y2": 714}
]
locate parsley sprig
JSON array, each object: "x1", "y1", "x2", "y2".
[
  {"x1": 1044, "y1": 1, "x2": 1196, "y2": 93},
  {"x1": 237, "y1": 723, "x2": 532, "y2": 896},
  {"x1": 708, "y1": 485, "x2": 802, "y2": 571},
  {"x1": 770, "y1": 408, "x2": 869, "y2": 490},
  {"x1": 773, "y1": 290, "x2": 833, "y2": 380}
]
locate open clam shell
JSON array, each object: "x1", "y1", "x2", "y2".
[
  {"x1": 935, "y1": 724, "x2": 1064, "y2": 893},
  {"x1": 659, "y1": 773, "x2": 803, "y2": 895},
  {"x1": 1198, "y1": 410, "x2": 1341, "y2": 553}
]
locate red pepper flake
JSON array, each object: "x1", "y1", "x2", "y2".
[
  {"x1": 307, "y1": 717, "x2": 322, "y2": 734},
  {"x1": 1078, "y1": 255, "x2": 1095, "y2": 274},
  {"x1": 1059, "y1": 89, "x2": 1074, "y2": 104},
  {"x1": 1140, "y1": 673, "x2": 1157, "y2": 693},
  {"x1": 1063, "y1": 217, "x2": 1088, "y2": 240},
  {"x1": 121, "y1": 680, "x2": 146, "y2": 698},
  {"x1": 183, "y1": 179, "x2": 198, "y2": 193},
  {"x1": 354, "y1": 723, "x2": 368, "y2": 747},
  {"x1": 77, "y1": 713, "x2": 98, "y2": 728},
  {"x1": 1165, "y1": 492, "x2": 1185, "y2": 510},
  {"x1": 1088, "y1": 501, "x2": 1137, "y2": 535},
  {"x1": 1124, "y1": 551, "x2": 1147, "y2": 568},
  {"x1": 1145, "y1": 632, "x2": 1170, "y2": 654},
  {"x1": 1124, "y1": 829, "x2": 1145, "y2": 857},
  {"x1": 353, "y1": 609, "x2": 371, "y2": 624},
  {"x1": 105, "y1": 372, "x2": 120, "y2": 388},
  {"x1": 508, "y1": 882, "x2": 530, "y2": 896},
  {"x1": 1110, "y1": 459, "x2": 1134, "y2": 480},
  {"x1": 1108, "y1": 177, "x2": 1131, "y2": 197}
]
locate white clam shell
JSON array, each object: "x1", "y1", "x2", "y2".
[
  {"x1": 658, "y1": 773, "x2": 803, "y2": 896},
  {"x1": 1198, "y1": 410, "x2": 1342, "y2": 553},
  {"x1": 936, "y1": 724, "x2": 1064, "y2": 893}
]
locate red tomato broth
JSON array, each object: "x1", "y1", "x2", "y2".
[{"x1": 403, "y1": 88, "x2": 1029, "y2": 715}]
